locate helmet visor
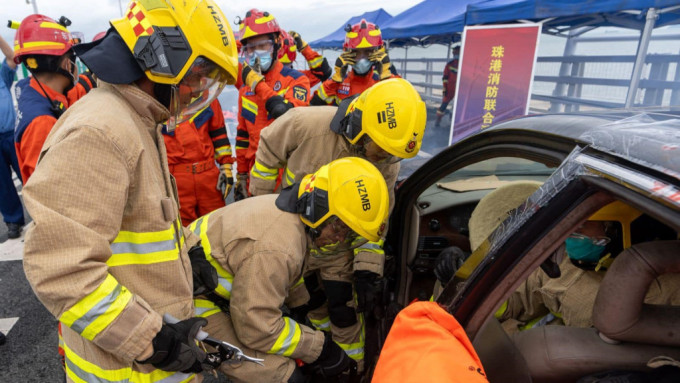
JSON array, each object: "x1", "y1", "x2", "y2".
[
  {"x1": 309, "y1": 216, "x2": 368, "y2": 257},
  {"x1": 167, "y1": 56, "x2": 229, "y2": 129}
]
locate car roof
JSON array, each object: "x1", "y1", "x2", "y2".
[{"x1": 483, "y1": 110, "x2": 680, "y2": 179}]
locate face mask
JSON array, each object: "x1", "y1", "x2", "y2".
[
  {"x1": 247, "y1": 50, "x2": 273, "y2": 72},
  {"x1": 353, "y1": 58, "x2": 373, "y2": 75},
  {"x1": 565, "y1": 237, "x2": 606, "y2": 263}
]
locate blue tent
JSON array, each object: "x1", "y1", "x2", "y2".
[
  {"x1": 380, "y1": 0, "x2": 484, "y2": 45},
  {"x1": 309, "y1": 9, "x2": 393, "y2": 50},
  {"x1": 466, "y1": 0, "x2": 680, "y2": 31}
]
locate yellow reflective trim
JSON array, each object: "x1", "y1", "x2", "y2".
[
  {"x1": 285, "y1": 167, "x2": 295, "y2": 186},
  {"x1": 19, "y1": 41, "x2": 66, "y2": 49},
  {"x1": 251, "y1": 160, "x2": 279, "y2": 181},
  {"x1": 309, "y1": 316, "x2": 330, "y2": 331},
  {"x1": 494, "y1": 301, "x2": 508, "y2": 319},
  {"x1": 214, "y1": 146, "x2": 232, "y2": 158},
  {"x1": 194, "y1": 299, "x2": 221, "y2": 318},
  {"x1": 293, "y1": 277, "x2": 305, "y2": 288},
  {"x1": 277, "y1": 87, "x2": 289, "y2": 96},
  {"x1": 40, "y1": 21, "x2": 69, "y2": 32},
  {"x1": 346, "y1": 31, "x2": 358, "y2": 38},
  {"x1": 242, "y1": 97, "x2": 258, "y2": 114},
  {"x1": 368, "y1": 30, "x2": 381, "y2": 37},
  {"x1": 107, "y1": 225, "x2": 179, "y2": 267},
  {"x1": 188, "y1": 105, "x2": 211, "y2": 123},
  {"x1": 192, "y1": 212, "x2": 234, "y2": 300},
  {"x1": 64, "y1": 340, "x2": 195, "y2": 382},
  {"x1": 338, "y1": 339, "x2": 365, "y2": 360},
  {"x1": 270, "y1": 317, "x2": 302, "y2": 356},
  {"x1": 241, "y1": 26, "x2": 258, "y2": 40},
  {"x1": 309, "y1": 56, "x2": 323, "y2": 68},
  {"x1": 318, "y1": 84, "x2": 331, "y2": 101},
  {"x1": 60, "y1": 274, "x2": 133, "y2": 341}
]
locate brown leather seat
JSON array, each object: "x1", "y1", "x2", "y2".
[{"x1": 512, "y1": 240, "x2": 680, "y2": 383}]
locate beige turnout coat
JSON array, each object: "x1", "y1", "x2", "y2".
[{"x1": 23, "y1": 82, "x2": 201, "y2": 382}]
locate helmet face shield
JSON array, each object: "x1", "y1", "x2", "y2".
[{"x1": 167, "y1": 56, "x2": 229, "y2": 130}]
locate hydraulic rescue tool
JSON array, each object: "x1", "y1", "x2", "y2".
[{"x1": 163, "y1": 313, "x2": 264, "y2": 367}]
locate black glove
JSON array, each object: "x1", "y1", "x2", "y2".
[
  {"x1": 354, "y1": 270, "x2": 378, "y2": 314},
  {"x1": 265, "y1": 95, "x2": 293, "y2": 119},
  {"x1": 288, "y1": 304, "x2": 311, "y2": 325},
  {"x1": 310, "y1": 58, "x2": 332, "y2": 82},
  {"x1": 188, "y1": 245, "x2": 218, "y2": 297},
  {"x1": 139, "y1": 317, "x2": 207, "y2": 373},
  {"x1": 307, "y1": 332, "x2": 353, "y2": 378},
  {"x1": 433, "y1": 246, "x2": 468, "y2": 285}
]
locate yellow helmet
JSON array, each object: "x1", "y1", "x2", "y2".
[
  {"x1": 331, "y1": 78, "x2": 427, "y2": 160},
  {"x1": 109, "y1": 1, "x2": 238, "y2": 128},
  {"x1": 297, "y1": 157, "x2": 389, "y2": 243}
]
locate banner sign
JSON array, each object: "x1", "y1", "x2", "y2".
[{"x1": 449, "y1": 24, "x2": 541, "y2": 144}]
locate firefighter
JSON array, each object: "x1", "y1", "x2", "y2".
[
  {"x1": 66, "y1": 31, "x2": 106, "y2": 105},
  {"x1": 13, "y1": 14, "x2": 78, "y2": 182},
  {"x1": 279, "y1": 30, "x2": 333, "y2": 87},
  {"x1": 248, "y1": 78, "x2": 426, "y2": 370},
  {"x1": 188, "y1": 157, "x2": 389, "y2": 382},
  {"x1": 234, "y1": 9, "x2": 311, "y2": 201},
  {"x1": 163, "y1": 98, "x2": 234, "y2": 225},
  {"x1": 311, "y1": 19, "x2": 397, "y2": 106},
  {"x1": 22, "y1": 1, "x2": 238, "y2": 381},
  {"x1": 435, "y1": 44, "x2": 460, "y2": 128}
]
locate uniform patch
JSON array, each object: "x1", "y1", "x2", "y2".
[
  {"x1": 245, "y1": 91, "x2": 255, "y2": 96},
  {"x1": 339, "y1": 83, "x2": 351, "y2": 95},
  {"x1": 273, "y1": 81, "x2": 282, "y2": 91},
  {"x1": 293, "y1": 86, "x2": 308, "y2": 101},
  {"x1": 405, "y1": 132, "x2": 419, "y2": 154}
]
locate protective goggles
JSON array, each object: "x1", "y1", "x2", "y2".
[
  {"x1": 241, "y1": 39, "x2": 275, "y2": 55},
  {"x1": 308, "y1": 216, "x2": 368, "y2": 257},
  {"x1": 568, "y1": 233, "x2": 611, "y2": 246},
  {"x1": 167, "y1": 56, "x2": 230, "y2": 130}
]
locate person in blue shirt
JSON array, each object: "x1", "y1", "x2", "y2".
[{"x1": 0, "y1": 34, "x2": 24, "y2": 242}]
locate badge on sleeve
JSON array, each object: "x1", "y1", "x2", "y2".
[{"x1": 293, "y1": 86, "x2": 308, "y2": 102}]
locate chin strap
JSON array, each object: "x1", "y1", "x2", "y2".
[{"x1": 33, "y1": 76, "x2": 66, "y2": 118}]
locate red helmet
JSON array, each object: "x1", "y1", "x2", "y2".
[
  {"x1": 238, "y1": 9, "x2": 281, "y2": 43},
  {"x1": 344, "y1": 19, "x2": 383, "y2": 50},
  {"x1": 92, "y1": 31, "x2": 107, "y2": 42},
  {"x1": 278, "y1": 30, "x2": 296, "y2": 64},
  {"x1": 13, "y1": 14, "x2": 74, "y2": 64}
]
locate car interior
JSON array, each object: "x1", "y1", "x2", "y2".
[{"x1": 396, "y1": 154, "x2": 680, "y2": 382}]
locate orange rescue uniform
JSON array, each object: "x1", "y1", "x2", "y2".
[
  {"x1": 313, "y1": 70, "x2": 398, "y2": 106},
  {"x1": 372, "y1": 301, "x2": 489, "y2": 383},
  {"x1": 14, "y1": 77, "x2": 69, "y2": 182},
  {"x1": 163, "y1": 99, "x2": 233, "y2": 225},
  {"x1": 236, "y1": 60, "x2": 310, "y2": 174}
]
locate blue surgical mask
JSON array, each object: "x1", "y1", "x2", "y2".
[
  {"x1": 565, "y1": 237, "x2": 606, "y2": 263},
  {"x1": 246, "y1": 50, "x2": 273, "y2": 72},
  {"x1": 353, "y1": 58, "x2": 373, "y2": 75}
]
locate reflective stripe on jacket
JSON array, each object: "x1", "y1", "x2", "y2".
[
  {"x1": 188, "y1": 195, "x2": 325, "y2": 362},
  {"x1": 23, "y1": 81, "x2": 200, "y2": 382}
]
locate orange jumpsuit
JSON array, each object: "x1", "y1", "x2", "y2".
[
  {"x1": 163, "y1": 99, "x2": 233, "y2": 225},
  {"x1": 66, "y1": 71, "x2": 97, "y2": 106},
  {"x1": 235, "y1": 60, "x2": 310, "y2": 174},
  {"x1": 372, "y1": 301, "x2": 488, "y2": 383},
  {"x1": 298, "y1": 45, "x2": 328, "y2": 88},
  {"x1": 14, "y1": 77, "x2": 69, "y2": 183},
  {"x1": 313, "y1": 70, "x2": 398, "y2": 106}
]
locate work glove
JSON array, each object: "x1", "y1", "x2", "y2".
[
  {"x1": 331, "y1": 51, "x2": 356, "y2": 83},
  {"x1": 288, "y1": 304, "x2": 311, "y2": 326},
  {"x1": 233, "y1": 172, "x2": 249, "y2": 201},
  {"x1": 369, "y1": 46, "x2": 392, "y2": 80},
  {"x1": 354, "y1": 270, "x2": 379, "y2": 314},
  {"x1": 289, "y1": 30, "x2": 308, "y2": 52},
  {"x1": 265, "y1": 95, "x2": 293, "y2": 119},
  {"x1": 139, "y1": 317, "x2": 207, "y2": 373},
  {"x1": 307, "y1": 332, "x2": 354, "y2": 378},
  {"x1": 434, "y1": 246, "x2": 468, "y2": 285},
  {"x1": 216, "y1": 163, "x2": 233, "y2": 202},
  {"x1": 188, "y1": 245, "x2": 218, "y2": 297},
  {"x1": 310, "y1": 58, "x2": 333, "y2": 82},
  {"x1": 241, "y1": 62, "x2": 264, "y2": 91}
]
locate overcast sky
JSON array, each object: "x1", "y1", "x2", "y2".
[{"x1": 2, "y1": 0, "x2": 419, "y2": 45}]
